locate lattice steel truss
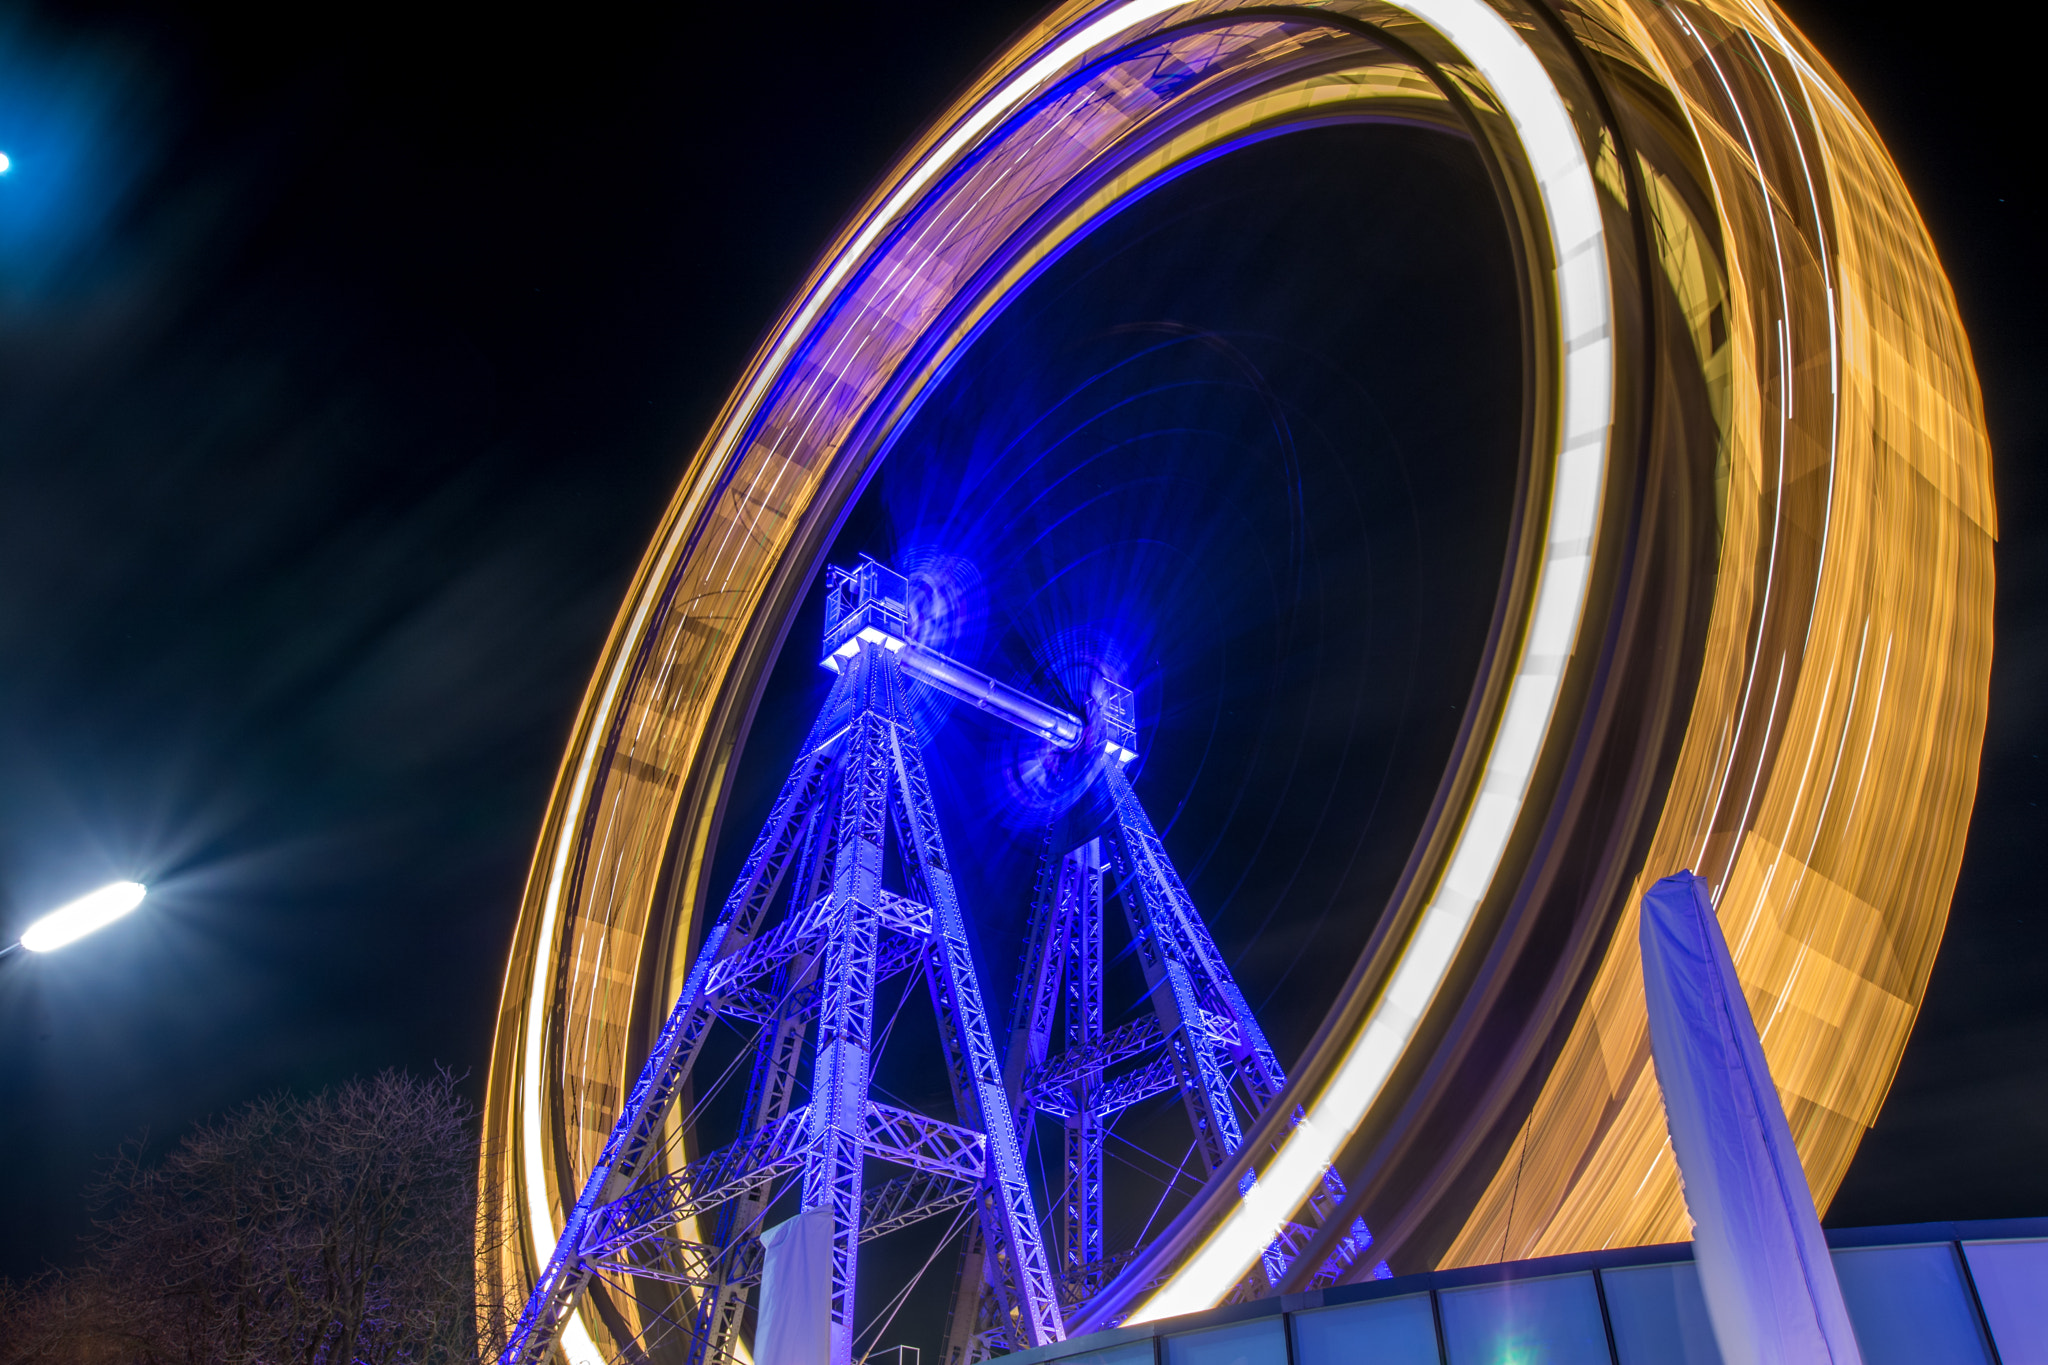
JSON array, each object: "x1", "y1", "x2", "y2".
[
  {"x1": 974, "y1": 778, "x2": 1387, "y2": 1363},
  {"x1": 500, "y1": 561, "x2": 1374, "y2": 1365}
]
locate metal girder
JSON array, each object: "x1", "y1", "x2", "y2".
[
  {"x1": 1105, "y1": 765, "x2": 1384, "y2": 1288},
  {"x1": 1004, "y1": 822, "x2": 1069, "y2": 1132},
  {"x1": 1026, "y1": 1014, "x2": 1162, "y2": 1099},
  {"x1": 1029, "y1": 1053, "x2": 1186, "y2": 1122},
  {"x1": 1052, "y1": 1245, "x2": 1144, "y2": 1308},
  {"x1": 985, "y1": 764, "x2": 1383, "y2": 1315},
  {"x1": 678, "y1": 642, "x2": 1063, "y2": 1365},
  {"x1": 585, "y1": 1106, "x2": 812, "y2": 1258},
  {"x1": 883, "y1": 653, "x2": 1065, "y2": 1351},
  {"x1": 860, "y1": 1170, "x2": 981, "y2": 1241},
  {"x1": 941, "y1": 1213, "x2": 990, "y2": 1365},
  {"x1": 1023, "y1": 1010, "x2": 1236, "y2": 1113},
  {"x1": 1104, "y1": 763, "x2": 1287, "y2": 1107},
  {"x1": 875, "y1": 888, "x2": 934, "y2": 937},
  {"x1": 1061, "y1": 841, "x2": 1106, "y2": 1279},
  {"x1": 1113, "y1": 804, "x2": 1282, "y2": 1286},
  {"x1": 701, "y1": 892, "x2": 834, "y2": 1005},
  {"x1": 1091, "y1": 1051, "x2": 1187, "y2": 1120},
  {"x1": 727, "y1": 926, "x2": 928, "y2": 1025},
  {"x1": 866, "y1": 1101, "x2": 989, "y2": 1181},
  {"x1": 606, "y1": 1170, "x2": 978, "y2": 1296},
  {"x1": 1107, "y1": 828, "x2": 1247, "y2": 1181},
  {"x1": 803, "y1": 648, "x2": 891, "y2": 1365},
  {"x1": 1201, "y1": 1009, "x2": 1243, "y2": 1048},
  {"x1": 688, "y1": 972, "x2": 814, "y2": 1365},
  {"x1": 588, "y1": 1235, "x2": 727, "y2": 1289}
]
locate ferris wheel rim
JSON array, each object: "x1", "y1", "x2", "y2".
[{"x1": 480, "y1": 0, "x2": 1994, "y2": 1354}]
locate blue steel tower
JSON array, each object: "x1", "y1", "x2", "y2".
[{"x1": 499, "y1": 560, "x2": 1376, "y2": 1365}]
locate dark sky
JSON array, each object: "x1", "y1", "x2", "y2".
[{"x1": 0, "y1": 0, "x2": 2040, "y2": 1286}]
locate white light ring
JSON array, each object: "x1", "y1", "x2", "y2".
[
  {"x1": 1128, "y1": 0, "x2": 1613, "y2": 1319},
  {"x1": 504, "y1": 0, "x2": 1613, "y2": 1348}
]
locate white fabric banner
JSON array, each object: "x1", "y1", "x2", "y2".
[
  {"x1": 756, "y1": 1205, "x2": 834, "y2": 1365},
  {"x1": 1641, "y1": 870, "x2": 1864, "y2": 1365}
]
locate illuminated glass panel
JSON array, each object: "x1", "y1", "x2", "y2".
[
  {"x1": 1599, "y1": 1262, "x2": 1722, "y2": 1365},
  {"x1": 1292, "y1": 1291, "x2": 1442, "y2": 1365},
  {"x1": 1961, "y1": 1240, "x2": 2048, "y2": 1365},
  {"x1": 1054, "y1": 1343, "x2": 1158, "y2": 1365},
  {"x1": 1163, "y1": 1317, "x2": 1288, "y2": 1365},
  {"x1": 1830, "y1": 1244, "x2": 1993, "y2": 1365},
  {"x1": 1437, "y1": 1273, "x2": 1611, "y2": 1365}
]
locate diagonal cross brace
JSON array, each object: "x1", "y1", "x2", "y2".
[
  {"x1": 594, "y1": 1170, "x2": 980, "y2": 1292},
  {"x1": 583, "y1": 1106, "x2": 813, "y2": 1260},
  {"x1": 704, "y1": 889, "x2": 932, "y2": 1017},
  {"x1": 1025, "y1": 1015, "x2": 1162, "y2": 1098},
  {"x1": 866, "y1": 1101, "x2": 989, "y2": 1181}
]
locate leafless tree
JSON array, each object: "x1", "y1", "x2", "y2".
[{"x1": 0, "y1": 1069, "x2": 507, "y2": 1365}]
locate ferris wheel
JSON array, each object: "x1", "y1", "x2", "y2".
[{"x1": 479, "y1": 0, "x2": 1993, "y2": 1361}]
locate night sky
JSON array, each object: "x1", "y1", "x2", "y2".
[{"x1": 0, "y1": 0, "x2": 2041, "y2": 1291}]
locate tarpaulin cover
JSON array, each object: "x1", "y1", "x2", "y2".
[
  {"x1": 755, "y1": 1206, "x2": 833, "y2": 1365},
  {"x1": 1640, "y1": 871, "x2": 1864, "y2": 1365}
]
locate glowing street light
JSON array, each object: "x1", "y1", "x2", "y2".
[{"x1": 5, "y1": 881, "x2": 147, "y2": 957}]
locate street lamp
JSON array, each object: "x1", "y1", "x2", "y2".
[{"x1": 1, "y1": 881, "x2": 148, "y2": 959}]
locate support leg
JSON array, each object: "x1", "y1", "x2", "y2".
[
  {"x1": 884, "y1": 655, "x2": 1065, "y2": 1349},
  {"x1": 802, "y1": 655, "x2": 890, "y2": 1365},
  {"x1": 1062, "y1": 841, "x2": 1105, "y2": 1281}
]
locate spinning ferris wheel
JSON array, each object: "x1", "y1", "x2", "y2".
[{"x1": 479, "y1": 0, "x2": 1993, "y2": 1361}]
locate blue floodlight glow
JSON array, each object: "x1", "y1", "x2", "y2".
[
  {"x1": 0, "y1": 21, "x2": 162, "y2": 300},
  {"x1": 20, "y1": 880, "x2": 146, "y2": 952}
]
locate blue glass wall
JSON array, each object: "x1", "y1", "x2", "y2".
[
  {"x1": 1161, "y1": 1318, "x2": 1288, "y2": 1365},
  {"x1": 1438, "y1": 1274, "x2": 1610, "y2": 1365},
  {"x1": 1961, "y1": 1238, "x2": 2048, "y2": 1365},
  {"x1": 1002, "y1": 1220, "x2": 2045, "y2": 1365},
  {"x1": 1599, "y1": 1260, "x2": 1721, "y2": 1365},
  {"x1": 1832, "y1": 1243, "x2": 1995, "y2": 1365},
  {"x1": 1293, "y1": 1292, "x2": 1440, "y2": 1365}
]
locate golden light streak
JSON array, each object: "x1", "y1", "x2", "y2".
[
  {"x1": 1129, "y1": 0, "x2": 1619, "y2": 1314},
  {"x1": 1440, "y1": 0, "x2": 1991, "y2": 1267},
  {"x1": 477, "y1": 0, "x2": 1991, "y2": 1346}
]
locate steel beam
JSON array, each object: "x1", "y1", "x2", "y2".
[
  {"x1": 803, "y1": 645, "x2": 890, "y2": 1365},
  {"x1": 884, "y1": 652, "x2": 1065, "y2": 1349},
  {"x1": 1062, "y1": 840, "x2": 1106, "y2": 1277}
]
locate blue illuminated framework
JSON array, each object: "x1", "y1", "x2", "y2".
[{"x1": 500, "y1": 561, "x2": 1378, "y2": 1365}]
